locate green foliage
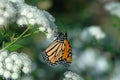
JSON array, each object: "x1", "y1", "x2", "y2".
[{"x1": 4, "y1": 42, "x2": 23, "y2": 51}]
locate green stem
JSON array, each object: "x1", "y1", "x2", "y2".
[
  {"x1": 3, "y1": 27, "x2": 30, "y2": 49},
  {"x1": 23, "y1": 29, "x2": 40, "y2": 38}
]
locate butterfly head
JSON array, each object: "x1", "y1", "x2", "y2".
[{"x1": 57, "y1": 32, "x2": 67, "y2": 41}]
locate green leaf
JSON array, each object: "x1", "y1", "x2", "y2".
[{"x1": 5, "y1": 42, "x2": 23, "y2": 51}]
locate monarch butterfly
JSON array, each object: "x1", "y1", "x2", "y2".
[{"x1": 42, "y1": 32, "x2": 72, "y2": 66}]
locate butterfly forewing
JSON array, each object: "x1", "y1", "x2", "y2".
[
  {"x1": 46, "y1": 43, "x2": 61, "y2": 56},
  {"x1": 45, "y1": 40, "x2": 58, "y2": 52}
]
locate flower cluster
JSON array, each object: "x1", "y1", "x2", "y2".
[
  {"x1": 0, "y1": 49, "x2": 32, "y2": 79},
  {"x1": 70, "y1": 48, "x2": 110, "y2": 74},
  {"x1": 0, "y1": 0, "x2": 16, "y2": 26},
  {"x1": 63, "y1": 71, "x2": 84, "y2": 80},
  {"x1": 105, "y1": 2, "x2": 120, "y2": 18},
  {"x1": 68, "y1": 26, "x2": 109, "y2": 75},
  {"x1": 17, "y1": 3, "x2": 57, "y2": 38},
  {"x1": 0, "y1": 0, "x2": 57, "y2": 38},
  {"x1": 81, "y1": 25, "x2": 106, "y2": 41}
]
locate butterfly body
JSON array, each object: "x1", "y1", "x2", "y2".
[{"x1": 42, "y1": 32, "x2": 72, "y2": 66}]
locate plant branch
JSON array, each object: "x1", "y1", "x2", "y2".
[
  {"x1": 3, "y1": 27, "x2": 30, "y2": 49},
  {"x1": 23, "y1": 29, "x2": 40, "y2": 38}
]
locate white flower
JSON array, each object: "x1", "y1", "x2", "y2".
[
  {"x1": 8, "y1": 0, "x2": 24, "y2": 3},
  {"x1": 105, "y1": 2, "x2": 120, "y2": 18},
  {"x1": 12, "y1": 65, "x2": 20, "y2": 72},
  {"x1": 0, "y1": 49, "x2": 32, "y2": 79},
  {"x1": 77, "y1": 48, "x2": 97, "y2": 70},
  {"x1": 9, "y1": 52, "x2": 19, "y2": 60},
  {"x1": 0, "y1": 50, "x2": 8, "y2": 61},
  {"x1": 17, "y1": 4, "x2": 55, "y2": 27},
  {"x1": 81, "y1": 26, "x2": 106, "y2": 41},
  {"x1": 3, "y1": 70, "x2": 11, "y2": 79},
  {"x1": 5, "y1": 57, "x2": 13, "y2": 63},
  {"x1": 0, "y1": 0, "x2": 57, "y2": 38},
  {"x1": 0, "y1": 17, "x2": 7, "y2": 26},
  {"x1": 0, "y1": 0, "x2": 16, "y2": 27},
  {"x1": 80, "y1": 28, "x2": 92, "y2": 42},
  {"x1": 17, "y1": 17, "x2": 28, "y2": 25},
  {"x1": 0, "y1": 56, "x2": 4, "y2": 62},
  {"x1": 0, "y1": 50, "x2": 8, "y2": 57},
  {"x1": 11, "y1": 72, "x2": 19, "y2": 79},
  {"x1": 0, "y1": 68, "x2": 4, "y2": 75},
  {"x1": 14, "y1": 58, "x2": 22, "y2": 66},
  {"x1": 28, "y1": 18, "x2": 36, "y2": 25},
  {"x1": 39, "y1": 26, "x2": 46, "y2": 32},
  {"x1": 63, "y1": 71, "x2": 83, "y2": 80},
  {"x1": 20, "y1": 53, "x2": 32, "y2": 67},
  {"x1": 17, "y1": 4, "x2": 57, "y2": 38},
  {"x1": 105, "y1": 2, "x2": 120, "y2": 11},
  {"x1": 5, "y1": 63, "x2": 13, "y2": 71},
  {"x1": 22, "y1": 66, "x2": 31, "y2": 74},
  {"x1": 26, "y1": 12, "x2": 34, "y2": 18},
  {"x1": 94, "y1": 57, "x2": 109, "y2": 74},
  {"x1": 88, "y1": 26, "x2": 106, "y2": 40}
]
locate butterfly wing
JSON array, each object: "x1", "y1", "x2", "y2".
[
  {"x1": 63, "y1": 39, "x2": 72, "y2": 63},
  {"x1": 42, "y1": 40, "x2": 63, "y2": 65},
  {"x1": 58, "y1": 39, "x2": 72, "y2": 66},
  {"x1": 42, "y1": 32, "x2": 72, "y2": 66}
]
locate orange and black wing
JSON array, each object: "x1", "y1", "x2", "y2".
[
  {"x1": 42, "y1": 40, "x2": 63, "y2": 65},
  {"x1": 58, "y1": 39, "x2": 72, "y2": 66},
  {"x1": 42, "y1": 32, "x2": 72, "y2": 66}
]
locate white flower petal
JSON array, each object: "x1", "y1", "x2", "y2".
[
  {"x1": 3, "y1": 70, "x2": 11, "y2": 79},
  {"x1": 11, "y1": 72, "x2": 19, "y2": 79}
]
